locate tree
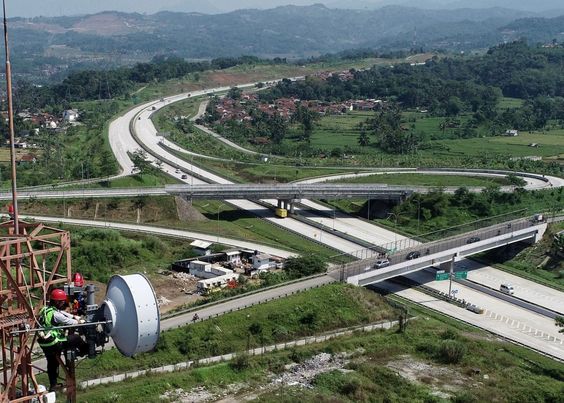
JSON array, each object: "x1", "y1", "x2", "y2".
[
  {"x1": 552, "y1": 233, "x2": 564, "y2": 257},
  {"x1": 130, "y1": 149, "x2": 156, "y2": 175},
  {"x1": 294, "y1": 105, "x2": 318, "y2": 143},
  {"x1": 358, "y1": 128, "x2": 370, "y2": 147},
  {"x1": 283, "y1": 255, "x2": 327, "y2": 279},
  {"x1": 506, "y1": 173, "x2": 527, "y2": 187},
  {"x1": 267, "y1": 114, "x2": 288, "y2": 144},
  {"x1": 445, "y1": 96, "x2": 462, "y2": 116},
  {"x1": 227, "y1": 86, "x2": 242, "y2": 100}
]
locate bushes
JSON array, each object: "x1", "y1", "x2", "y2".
[
  {"x1": 230, "y1": 353, "x2": 251, "y2": 372},
  {"x1": 283, "y1": 255, "x2": 328, "y2": 279},
  {"x1": 437, "y1": 340, "x2": 467, "y2": 364}
]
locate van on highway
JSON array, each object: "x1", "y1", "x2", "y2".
[{"x1": 500, "y1": 283, "x2": 515, "y2": 295}]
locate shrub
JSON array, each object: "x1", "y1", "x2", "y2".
[
  {"x1": 230, "y1": 353, "x2": 251, "y2": 371},
  {"x1": 440, "y1": 329, "x2": 459, "y2": 340},
  {"x1": 437, "y1": 340, "x2": 466, "y2": 364}
]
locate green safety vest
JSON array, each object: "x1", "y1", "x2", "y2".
[{"x1": 38, "y1": 306, "x2": 67, "y2": 347}]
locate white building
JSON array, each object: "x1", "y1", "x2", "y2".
[
  {"x1": 189, "y1": 260, "x2": 233, "y2": 279},
  {"x1": 197, "y1": 273, "x2": 239, "y2": 294},
  {"x1": 63, "y1": 109, "x2": 80, "y2": 122},
  {"x1": 252, "y1": 253, "x2": 273, "y2": 271},
  {"x1": 225, "y1": 250, "x2": 242, "y2": 265},
  {"x1": 190, "y1": 240, "x2": 213, "y2": 256},
  {"x1": 505, "y1": 129, "x2": 519, "y2": 136}
]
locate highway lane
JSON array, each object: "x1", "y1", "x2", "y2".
[
  {"x1": 455, "y1": 278, "x2": 558, "y2": 319},
  {"x1": 456, "y1": 260, "x2": 564, "y2": 314},
  {"x1": 162, "y1": 275, "x2": 336, "y2": 330},
  {"x1": 374, "y1": 280, "x2": 564, "y2": 361}
]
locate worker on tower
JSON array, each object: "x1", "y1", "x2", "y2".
[{"x1": 38, "y1": 289, "x2": 88, "y2": 392}]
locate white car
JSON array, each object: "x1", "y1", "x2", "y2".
[
  {"x1": 500, "y1": 283, "x2": 515, "y2": 295},
  {"x1": 373, "y1": 259, "x2": 390, "y2": 269}
]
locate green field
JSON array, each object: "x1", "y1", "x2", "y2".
[
  {"x1": 297, "y1": 111, "x2": 564, "y2": 160},
  {"x1": 498, "y1": 96, "x2": 525, "y2": 110},
  {"x1": 332, "y1": 173, "x2": 511, "y2": 187},
  {"x1": 422, "y1": 130, "x2": 564, "y2": 159}
]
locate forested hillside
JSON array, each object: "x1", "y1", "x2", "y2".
[{"x1": 10, "y1": 4, "x2": 564, "y2": 82}]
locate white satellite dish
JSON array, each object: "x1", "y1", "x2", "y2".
[{"x1": 101, "y1": 274, "x2": 160, "y2": 357}]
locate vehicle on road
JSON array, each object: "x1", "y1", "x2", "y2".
[
  {"x1": 466, "y1": 304, "x2": 484, "y2": 314},
  {"x1": 275, "y1": 208, "x2": 288, "y2": 218},
  {"x1": 406, "y1": 251, "x2": 421, "y2": 260},
  {"x1": 466, "y1": 236, "x2": 481, "y2": 244},
  {"x1": 181, "y1": 174, "x2": 188, "y2": 179},
  {"x1": 500, "y1": 283, "x2": 515, "y2": 295},
  {"x1": 373, "y1": 259, "x2": 390, "y2": 269},
  {"x1": 175, "y1": 168, "x2": 180, "y2": 173}
]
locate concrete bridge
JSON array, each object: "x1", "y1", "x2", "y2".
[
  {"x1": 0, "y1": 184, "x2": 411, "y2": 204},
  {"x1": 332, "y1": 217, "x2": 547, "y2": 286}
]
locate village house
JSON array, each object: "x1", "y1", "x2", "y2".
[{"x1": 63, "y1": 109, "x2": 80, "y2": 122}]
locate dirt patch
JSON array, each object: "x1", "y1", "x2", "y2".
[
  {"x1": 151, "y1": 272, "x2": 202, "y2": 314},
  {"x1": 160, "y1": 352, "x2": 353, "y2": 402},
  {"x1": 272, "y1": 352, "x2": 352, "y2": 389},
  {"x1": 386, "y1": 355, "x2": 476, "y2": 397}
]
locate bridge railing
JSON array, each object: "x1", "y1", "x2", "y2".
[{"x1": 334, "y1": 216, "x2": 543, "y2": 279}]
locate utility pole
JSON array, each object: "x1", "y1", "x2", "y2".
[{"x1": 448, "y1": 255, "x2": 455, "y2": 297}]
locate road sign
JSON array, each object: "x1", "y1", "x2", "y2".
[
  {"x1": 454, "y1": 271, "x2": 468, "y2": 280},
  {"x1": 436, "y1": 273, "x2": 449, "y2": 281}
]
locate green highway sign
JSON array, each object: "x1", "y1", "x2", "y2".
[
  {"x1": 454, "y1": 271, "x2": 468, "y2": 280},
  {"x1": 436, "y1": 273, "x2": 450, "y2": 281}
]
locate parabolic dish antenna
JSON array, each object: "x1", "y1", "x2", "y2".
[{"x1": 102, "y1": 274, "x2": 160, "y2": 357}]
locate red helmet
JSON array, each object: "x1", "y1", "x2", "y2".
[
  {"x1": 73, "y1": 273, "x2": 84, "y2": 287},
  {"x1": 50, "y1": 289, "x2": 67, "y2": 301}
]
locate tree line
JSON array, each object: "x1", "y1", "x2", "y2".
[{"x1": 263, "y1": 41, "x2": 564, "y2": 116}]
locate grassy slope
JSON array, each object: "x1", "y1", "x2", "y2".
[
  {"x1": 77, "y1": 284, "x2": 396, "y2": 381},
  {"x1": 79, "y1": 292, "x2": 564, "y2": 403}
]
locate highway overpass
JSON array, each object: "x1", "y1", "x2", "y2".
[
  {"x1": 0, "y1": 184, "x2": 411, "y2": 203},
  {"x1": 332, "y1": 217, "x2": 547, "y2": 287},
  {"x1": 165, "y1": 184, "x2": 411, "y2": 201}
]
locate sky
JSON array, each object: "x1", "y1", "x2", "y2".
[{"x1": 4, "y1": 0, "x2": 563, "y2": 18}]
